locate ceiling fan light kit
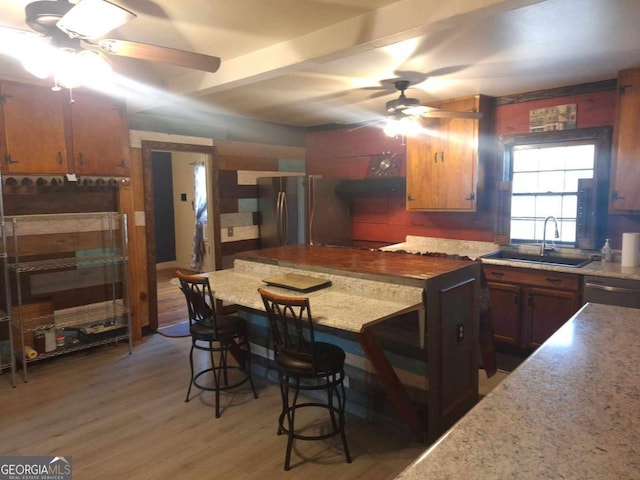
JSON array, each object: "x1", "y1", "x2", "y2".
[
  {"x1": 2, "y1": 0, "x2": 222, "y2": 93},
  {"x1": 19, "y1": 39, "x2": 113, "y2": 90},
  {"x1": 383, "y1": 114, "x2": 422, "y2": 140}
]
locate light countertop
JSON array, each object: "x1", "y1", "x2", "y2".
[
  {"x1": 380, "y1": 235, "x2": 500, "y2": 259},
  {"x1": 481, "y1": 253, "x2": 640, "y2": 280},
  {"x1": 381, "y1": 235, "x2": 640, "y2": 280},
  {"x1": 201, "y1": 259, "x2": 424, "y2": 333},
  {"x1": 394, "y1": 302, "x2": 640, "y2": 479}
]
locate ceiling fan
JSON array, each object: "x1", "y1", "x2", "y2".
[
  {"x1": 385, "y1": 80, "x2": 483, "y2": 120},
  {"x1": 0, "y1": 0, "x2": 221, "y2": 83},
  {"x1": 349, "y1": 79, "x2": 482, "y2": 138}
]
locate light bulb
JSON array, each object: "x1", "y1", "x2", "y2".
[
  {"x1": 383, "y1": 118, "x2": 400, "y2": 138},
  {"x1": 56, "y1": 49, "x2": 83, "y2": 89},
  {"x1": 76, "y1": 50, "x2": 113, "y2": 87},
  {"x1": 20, "y1": 40, "x2": 56, "y2": 79}
]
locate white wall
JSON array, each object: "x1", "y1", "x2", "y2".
[{"x1": 171, "y1": 151, "x2": 211, "y2": 271}]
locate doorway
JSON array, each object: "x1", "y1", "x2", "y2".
[{"x1": 142, "y1": 141, "x2": 221, "y2": 331}]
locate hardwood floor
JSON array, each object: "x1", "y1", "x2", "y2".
[
  {"x1": 0, "y1": 334, "x2": 426, "y2": 479},
  {"x1": 0, "y1": 268, "x2": 513, "y2": 479},
  {"x1": 157, "y1": 267, "x2": 194, "y2": 329}
]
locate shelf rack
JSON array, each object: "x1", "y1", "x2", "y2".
[
  {"x1": 7, "y1": 211, "x2": 132, "y2": 382},
  {"x1": 0, "y1": 177, "x2": 15, "y2": 387}
]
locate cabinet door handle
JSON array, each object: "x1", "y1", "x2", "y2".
[
  {"x1": 545, "y1": 278, "x2": 562, "y2": 284},
  {"x1": 465, "y1": 193, "x2": 476, "y2": 201},
  {"x1": 407, "y1": 194, "x2": 414, "y2": 201},
  {"x1": 434, "y1": 152, "x2": 438, "y2": 163},
  {"x1": 4, "y1": 154, "x2": 18, "y2": 165},
  {"x1": 57, "y1": 152, "x2": 63, "y2": 165},
  {"x1": 489, "y1": 271, "x2": 504, "y2": 278},
  {"x1": 116, "y1": 159, "x2": 126, "y2": 169},
  {"x1": 612, "y1": 190, "x2": 625, "y2": 200},
  {"x1": 440, "y1": 151, "x2": 444, "y2": 162},
  {"x1": 78, "y1": 153, "x2": 84, "y2": 165}
]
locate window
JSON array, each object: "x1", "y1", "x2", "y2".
[
  {"x1": 510, "y1": 142, "x2": 594, "y2": 244},
  {"x1": 499, "y1": 127, "x2": 611, "y2": 249}
]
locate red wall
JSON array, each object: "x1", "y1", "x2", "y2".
[{"x1": 306, "y1": 89, "x2": 640, "y2": 249}]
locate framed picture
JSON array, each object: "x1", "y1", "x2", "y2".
[{"x1": 529, "y1": 104, "x2": 577, "y2": 132}]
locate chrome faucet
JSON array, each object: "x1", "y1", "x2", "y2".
[{"x1": 541, "y1": 215, "x2": 559, "y2": 256}]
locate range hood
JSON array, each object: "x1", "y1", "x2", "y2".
[{"x1": 334, "y1": 177, "x2": 406, "y2": 196}]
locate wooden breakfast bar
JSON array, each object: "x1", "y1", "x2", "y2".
[{"x1": 202, "y1": 245, "x2": 482, "y2": 442}]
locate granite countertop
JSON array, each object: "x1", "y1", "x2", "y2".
[
  {"x1": 201, "y1": 259, "x2": 424, "y2": 333},
  {"x1": 381, "y1": 235, "x2": 640, "y2": 280},
  {"x1": 380, "y1": 235, "x2": 501, "y2": 259},
  {"x1": 394, "y1": 302, "x2": 640, "y2": 480},
  {"x1": 481, "y1": 251, "x2": 640, "y2": 280}
]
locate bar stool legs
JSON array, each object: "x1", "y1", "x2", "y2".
[
  {"x1": 277, "y1": 371, "x2": 352, "y2": 471},
  {"x1": 184, "y1": 335, "x2": 257, "y2": 418}
]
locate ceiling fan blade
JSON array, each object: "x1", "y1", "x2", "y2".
[
  {"x1": 405, "y1": 105, "x2": 483, "y2": 119},
  {"x1": 420, "y1": 109, "x2": 483, "y2": 119},
  {"x1": 56, "y1": 0, "x2": 136, "y2": 39},
  {"x1": 97, "y1": 38, "x2": 221, "y2": 73},
  {"x1": 348, "y1": 118, "x2": 384, "y2": 132}
]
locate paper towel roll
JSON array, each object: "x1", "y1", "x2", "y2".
[
  {"x1": 621, "y1": 232, "x2": 640, "y2": 267},
  {"x1": 24, "y1": 345, "x2": 38, "y2": 360}
]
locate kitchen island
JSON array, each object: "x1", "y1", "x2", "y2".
[
  {"x1": 206, "y1": 245, "x2": 483, "y2": 442},
  {"x1": 395, "y1": 302, "x2": 640, "y2": 479}
]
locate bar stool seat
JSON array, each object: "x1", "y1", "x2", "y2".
[
  {"x1": 177, "y1": 271, "x2": 257, "y2": 418},
  {"x1": 258, "y1": 287, "x2": 352, "y2": 471}
]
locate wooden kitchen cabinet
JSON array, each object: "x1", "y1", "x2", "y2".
[
  {"x1": 0, "y1": 81, "x2": 130, "y2": 177},
  {"x1": 483, "y1": 264, "x2": 582, "y2": 351},
  {"x1": 69, "y1": 92, "x2": 130, "y2": 177},
  {"x1": 0, "y1": 83, "x2": 68, "y2": 175},
  {"x1": 406, "y1": 94, "x2": 495, "y2": 212},
  {"x1": 610, "y1": 67, "x2": 640, "y2": 213}
]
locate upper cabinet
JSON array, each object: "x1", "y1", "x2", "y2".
[
  {"x1": 406, "y1": 95, "x2": 495, "y2": 212},
  {"x1": 0, "y1": 81, "x2": 130, "y2": 177},
  {"x1": 0, "y1": 83, "x2": 68, "y2": 174},
  {"x1": 69, "y1": 92, "x2": 130, "y2": 177},
  {"x1": 610, "y1": 67, "x2": 640, "y2": 213}
]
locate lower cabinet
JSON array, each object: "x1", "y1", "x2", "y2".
[{"x1": 483, "y1": 264, "x2": 582, "y2": 351}]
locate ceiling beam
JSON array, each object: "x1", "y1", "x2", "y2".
[{"x1": 129, "y1": 0, "x2": 545, "y2": 113}]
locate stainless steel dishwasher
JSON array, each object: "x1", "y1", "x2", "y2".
[{"x1": 583, "y1": 275, "x2": 640, "y2": 308}]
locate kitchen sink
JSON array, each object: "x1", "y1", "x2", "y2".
[{"x1": 483, "y1": 251, "x2": 592, "y2": 268}]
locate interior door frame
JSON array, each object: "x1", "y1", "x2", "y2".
[{"x1": 142, "y1": 140, "x2": 221, "y2": 330}]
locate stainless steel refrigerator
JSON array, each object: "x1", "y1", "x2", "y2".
[{"x1": 257, "y1": 175, "x2": 351, "y2": 248}]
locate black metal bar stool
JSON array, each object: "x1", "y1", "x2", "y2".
[
  {"x1": 177, "y1": 271, "x2": 257, "y2": 418},
  {"x1": 258, "y1": 287, "x2": 351, "y2": 471}
]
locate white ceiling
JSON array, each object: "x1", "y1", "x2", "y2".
[{"x1": 2, "y1": 0, "x2": 640, "y2": 129}]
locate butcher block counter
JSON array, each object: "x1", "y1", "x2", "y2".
[
  {"x1": 236, "y1": 245, "x2": 477, "y2": 285},
  {"x1": 228, "y1": 245, "x2": 483, "y2": 441}
]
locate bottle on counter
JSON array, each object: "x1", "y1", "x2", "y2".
[{"x1": 601, "y1": 238, "x2": 612, "y2": 262}]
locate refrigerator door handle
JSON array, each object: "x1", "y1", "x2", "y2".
[
  {"x1": 276, "y1": 191, "x2": 284, "y2": 246},
  {"x1": 281, "y1": 191, "x2": 289, "y2": 246}
]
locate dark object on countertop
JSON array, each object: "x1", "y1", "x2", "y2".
[{"x1": 262, "y1": 273, "x2": 331, "y2": 292}]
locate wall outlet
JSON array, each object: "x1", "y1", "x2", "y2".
[{"x1": 227, "y1": 227, "x2": 234, "y2": 237}]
